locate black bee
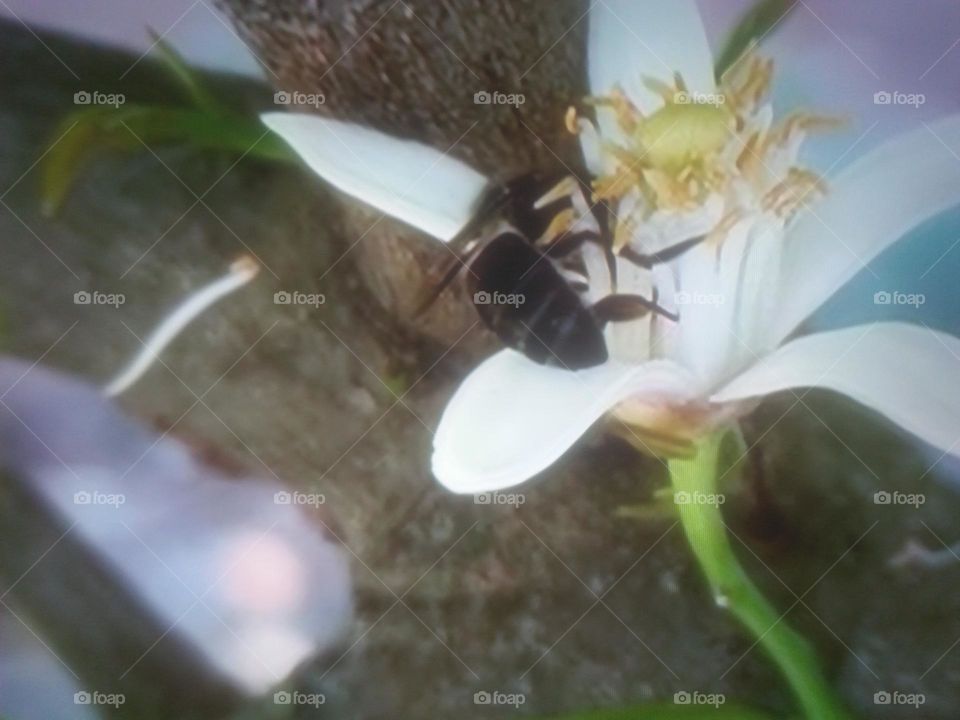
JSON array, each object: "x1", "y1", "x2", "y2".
[{"x1": 419, "y1": 172, "x2": 702, "y2": 370}]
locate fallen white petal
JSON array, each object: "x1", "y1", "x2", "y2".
[
  {"x1": 262, "y1": 112, "x2": 489, "y2": 242},
  {"x1": 712, "y1": 323, "x2": 960, "y2": 459},
  {"x1": 770, "y1": 114, "x2": 960, "y2": 346},
  {"x1": 588, "y1": 0, "x2": 715, "y2": 118},
  {"x1": 432, "y1": 350, "x2": 695, "y2": 493},
  {"x1": 103, "y1": 256, "x2": 260, "y2": 397}
]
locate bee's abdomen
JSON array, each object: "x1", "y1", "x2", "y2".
[{"x1": 468, "y1": 233, "x2": 607, "y2": 370}]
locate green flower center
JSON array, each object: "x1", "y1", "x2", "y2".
[{"x1": 639, "y1": 100, "x2": 734, "y2": 174}]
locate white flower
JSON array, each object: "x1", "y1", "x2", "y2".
[{"x1": 263, "y1": 0, "x2": 960, "y2": 494}]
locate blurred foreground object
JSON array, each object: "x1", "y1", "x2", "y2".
[{"x1": 0, "y1": 357, "x2": 352, "y2": 719}]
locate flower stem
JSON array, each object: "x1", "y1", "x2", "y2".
[{"x1": 668, "y1": 431, "x2": 852, "y2": 720}]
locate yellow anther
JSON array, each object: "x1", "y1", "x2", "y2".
[
  {"x1": 539, "y1": 208, "x2": 576, "y2": 246},
  {"x1": 565, "y1": 105, "x2": 580, "y2": 135}
]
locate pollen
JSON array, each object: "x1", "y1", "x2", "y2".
[{"x1": 569, "y1": 54, "x2": 840, "y2": 249}]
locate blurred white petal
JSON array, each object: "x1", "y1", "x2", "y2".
[
  {"x1": 262, "y1": 112, "x2": 489, "y2": 242},
  {"x1": 770, "y1": 114, "x2": 960, "y2": 346},
  {"x1": 0, "y1": 359, "x2": 352, "y2": 695},
  {"x1": 588, "y1": 0, "x2": 715, "y2": 117},
  {"x1": 712, "y1": 323, "x2": 960, "y2": 458}
]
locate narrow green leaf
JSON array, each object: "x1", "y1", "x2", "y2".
[
  {"x1": 40, "y1": 106, "x2": 297, "y2": 216},
  {"x1": 147, "y1": 28, "x2": 221, "y2": 113},
  {"x1": 39, "y1": 107, "x2": 137, "y2": 217},
  {"x1": 715, "y1": 0, "x2": 797, "y2": 79},
  {"x1": 100, "y1": 106, "x2": 296, "y2": 162}
]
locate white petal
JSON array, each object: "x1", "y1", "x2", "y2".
[
  {"x1": 605, "y1": 259, "x2": 655, "y2": 364},
  {"x1": 262, "y1": 112, "x2": 489, "y2": 242},
  {"x1": 769, "y1": 115, "x2": 960, "y2": 346},
  {"x1": 432, "y1": 350, "x2": 694, "y2": 493},
  {"x1": 712, "y1": 323, "x2": 960, "y2": 459},
  {"x1": 636, "y1": 193, "x2": 725, "y2": 256},
  {"x1": 671, "y1": 222, "x2": 750, "y2": 387},
  {"x1": 588, "y1": 0, "x2": 715, "y2": 116}
]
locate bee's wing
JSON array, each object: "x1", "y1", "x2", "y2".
[
  {"x1": 413, "y1": 188, "x2": 516, "y2": 316},
  {"x1": 413, "y1": 250, "x2": 476, "y2": 316}
]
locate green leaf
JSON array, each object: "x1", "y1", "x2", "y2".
[
  {"x1": 535, "y1": 703, "x2": 780, "y2": 720},
  {"x1": 39, "y1": 107, "x2": 136, "y2": 217},
  {"x1": 101, "y1": 106, "x2": 296, "y2": 161},
  {"x1": 40, "y1": 106, "x2": 297, "y2": 216},
  {"x1": 147, "y1": 28, "x2": 221, "y2": 113},
  {"x1": 715, "y1": 0, "x2": 797, "y2": 79}
]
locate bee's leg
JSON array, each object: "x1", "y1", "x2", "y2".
[
  {"x1": 591, "y1": 291, "x2": 679, "y2": 325},
  {"x1": 413, "y1": 242, "x2": 486, "y2": 316},
  {"x1": 541, "y1": 229, "x2": 619, "y2": 291},
  {"x1": 541, "y1": 230, "x2": 598, "y2": 258},
  {"x1": 620, "y1": 235, "x2": 706, "y2": 269}
]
